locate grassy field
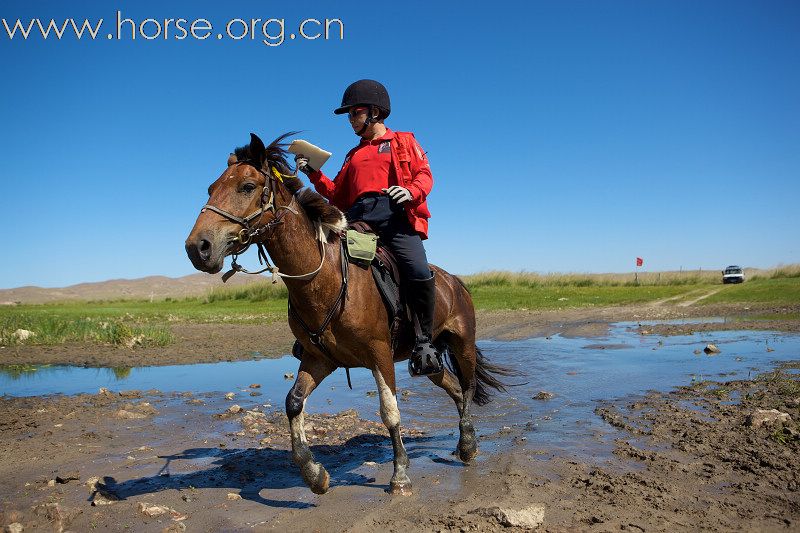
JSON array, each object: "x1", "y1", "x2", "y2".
[{"x1": 1, "y1": 266, "x2": 798, "y2": 347}]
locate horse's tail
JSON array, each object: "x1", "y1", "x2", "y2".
[
  {"x1": 441, "y1": 340, "x2": 525, "y2": 407},
  {"x1": 472, "y1": 346, "x2": 523, "y2": 405}
]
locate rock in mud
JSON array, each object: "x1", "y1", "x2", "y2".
[
  {"x1": 91, "y1": 489, "x2": 119, "y2": 506},
  {"x1": 533, "y1": 391, "x2": 555, "y2": 400},
  {"x1": 226, "y1": 492, "x2": 242, "y2": 500},
  {"x1": 5, "y1": 523, "x2": 23, "y2": 533},
  {"x1": 89, "y1": 479, "x2": 119, "y2": 506},
  {"x1": 138, "y1": 502, "x2": 170, "y2": 517},
  {"x1": 745, "y1": 409, "x2": 792, "y2": 428},
  {"x1": 55, "y1": 471, "x2": 80, "y2": 484},
  {"x1": 116, "y1": 409, "x2": 147, "y2": 420},
  {"x1": 470, "y1": 504, "x2": 546, "y2": 528},
  {"x1": 137, "y1": 502, "x2": 186, "y2": 519},
  {"x1": 704, "y1": 344, "x2": 721, "y2": 354}
]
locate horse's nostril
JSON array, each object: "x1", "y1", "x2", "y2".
[{"x1": 199, "y1": 239, "x2": 211, "y2": 260}]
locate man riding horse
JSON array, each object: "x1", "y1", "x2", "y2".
[{"x1": 295, "y1": 79, "x2": 442, "y2": 377}]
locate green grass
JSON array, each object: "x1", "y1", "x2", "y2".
[
  {"x1": 466, "y1": 283, "x2": 711, "y2": 310},
  {"x1": 0, "y1": 296, "x2": 286, "y2": 347},
  {"x1": 700, "y1": 278, "x2": 800, "y2": 306},
  {"x1": 0, "y1": 313, "x2": 174, "y2": 347},
  {"x1": 2, "y1": 269, "x2": 798, "y2": 348}
]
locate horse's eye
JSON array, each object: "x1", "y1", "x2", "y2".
[{"x1": 242, "y1": 183, "x2": 257, "y2": 194}]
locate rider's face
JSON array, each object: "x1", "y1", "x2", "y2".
[{"x1": 347, "y1": 106, "x2": 370, "y2": 133}]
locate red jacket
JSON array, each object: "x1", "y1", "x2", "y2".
[{"x1": 309, "y1": 129, "x2": 433, "y2": 239}]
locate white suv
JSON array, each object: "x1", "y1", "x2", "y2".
[{"x1": 722, "y1": 265, "x2": 745, "y2": 284}]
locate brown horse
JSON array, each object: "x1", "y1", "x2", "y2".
[{"x1": 185, "y1": 133, "x2": 512, "y2": 495}]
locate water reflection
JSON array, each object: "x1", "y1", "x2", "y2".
[
  {"x1": 0, "y1": 364, "x2": 51, "y2": 380},
  {"x1": 111, "y1": 367, "x2": 132, "y2": 379}
]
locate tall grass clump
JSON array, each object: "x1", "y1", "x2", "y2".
[
  {"x1": 748, "y1": 264, "x2": 800, "y2": 281},
  {"x1": 206, "y1": 281, "x2": 288, "y2": 303},
  {"x1": 462, "y1": 269, "x2": 721, "y2": 290},
  {"x1": 0, "y1": 314, "x2": 173, "y2": 347}
]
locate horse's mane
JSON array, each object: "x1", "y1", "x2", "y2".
[{"x1": 234, "y1": 132, "x2": 347, "y2": 240}]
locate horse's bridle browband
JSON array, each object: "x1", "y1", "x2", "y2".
[{"x1": 200, "y1": 161, "x2": 325, "y2": 283}]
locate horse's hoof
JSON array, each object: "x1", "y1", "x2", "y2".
[
  {"x1": 389, "y1": 480, "x2": 413, "y2": 495},
  {"x1": 458, "y1": 444, "x2": 478, "y2": 464}
]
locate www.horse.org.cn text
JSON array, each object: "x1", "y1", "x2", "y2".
[{"x1": 2, "y1": 11, "x2": 345, "y2": 47}]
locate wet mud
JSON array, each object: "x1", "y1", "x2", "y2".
[{"x1": 1, "y1": 316, "x2": 799, "y2": 531}]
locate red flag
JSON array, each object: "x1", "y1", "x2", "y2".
[{"x1": 636, "y1": 257, "x2": 643, "y2": 267}]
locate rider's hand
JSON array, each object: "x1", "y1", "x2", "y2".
[
  {"x1": 383, "y1": 185, "x2": 412, "y2": 204},
  {"x1": 294, "y1": 154, "x2": 316, "y2": 176}
]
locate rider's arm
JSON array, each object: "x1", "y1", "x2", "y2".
[
  {"x1": 307, "y1": 169, "x2": 337, "y2": 200},
  {"x1": 308, "y1": 151, "x2": 352, "y2": 201},
  {"x1": 405, "y1": 138, "x2": 433, "y2": 207}
]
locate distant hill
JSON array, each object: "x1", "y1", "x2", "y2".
[{"x1": 0, "y1": 273, "x2": 274, "y2": 304}]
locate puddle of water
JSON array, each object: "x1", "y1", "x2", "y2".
[{"x1": 1, "y1": 323, "x2": 798, "y2": 462}]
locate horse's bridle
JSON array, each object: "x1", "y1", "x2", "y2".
[{"x1": 200, "y1": 161, "x2": 325, "y2": 283}]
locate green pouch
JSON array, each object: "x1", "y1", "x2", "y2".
[{"x1": 346, "y1": 229, "x2": 378, "y2": 263}]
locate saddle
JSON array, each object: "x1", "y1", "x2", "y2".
[{"x1": 345, "y1": 221, "x2": 407, "y2": 351}]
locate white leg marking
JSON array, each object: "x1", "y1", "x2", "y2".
[{"x1": 372, "y1": 369, "x2": 401, "y2": 428}]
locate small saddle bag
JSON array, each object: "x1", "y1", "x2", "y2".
[{"x1": 345, "y1": 229, "x2": 378, "y2": 264}]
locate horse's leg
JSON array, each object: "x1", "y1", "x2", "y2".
[
  {"x1": 286, "y1": 356, "x2": 335, "y2": 494},
  {"x1": 444, "y1": 332, "x2": 479, "y2": 463},
  {"x1": 427, "y1": 368, "x2": 464, "y2": 416},
  {"x1": 371, "y1": 365, "x2": 412, "y2": 495}
]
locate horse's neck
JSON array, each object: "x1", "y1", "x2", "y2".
[{"x1": 263, "y1": 205, "x2": 340, "y2": 297}]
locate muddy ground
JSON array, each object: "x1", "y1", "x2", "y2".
[
  {"x1": 2, "y1": 303, "x2": 799, "y2": 368},
  {"x1": 2, "y1": 304, "x2": 799, "y2": 531},
  {"x1": 0, "y1": 362, "x2": 798, "y2": 532}
]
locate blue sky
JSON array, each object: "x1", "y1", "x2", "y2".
[{"x1": 1, "y1": 0, "x2": 798, "y2": 288}]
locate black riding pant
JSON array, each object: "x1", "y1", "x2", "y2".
[{"x1": 345, "y1": 195, "x2": 432, "y2": 281}]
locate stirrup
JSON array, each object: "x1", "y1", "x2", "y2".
[{"x1": 408, "y1": 341, "x2": 443, "y2": 377}]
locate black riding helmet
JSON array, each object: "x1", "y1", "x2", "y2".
[{"x1": 334, "y1": 79, "x2": 391, "y2": 118}]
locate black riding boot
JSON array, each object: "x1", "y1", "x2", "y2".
[{"x1": 407, "y1": 274, "x2": 444, "y2": 377}]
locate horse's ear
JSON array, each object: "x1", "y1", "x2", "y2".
[
  {"x1": 249, "y1": 133, "x2": 267, "y2": 168},
  {"x1": 227, "y1": 153, "x2": 238, "y2": 166}
]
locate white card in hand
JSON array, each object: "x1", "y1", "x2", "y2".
[{"x1": 287, "y1": 139, "x2": 332, "y2": 172}]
